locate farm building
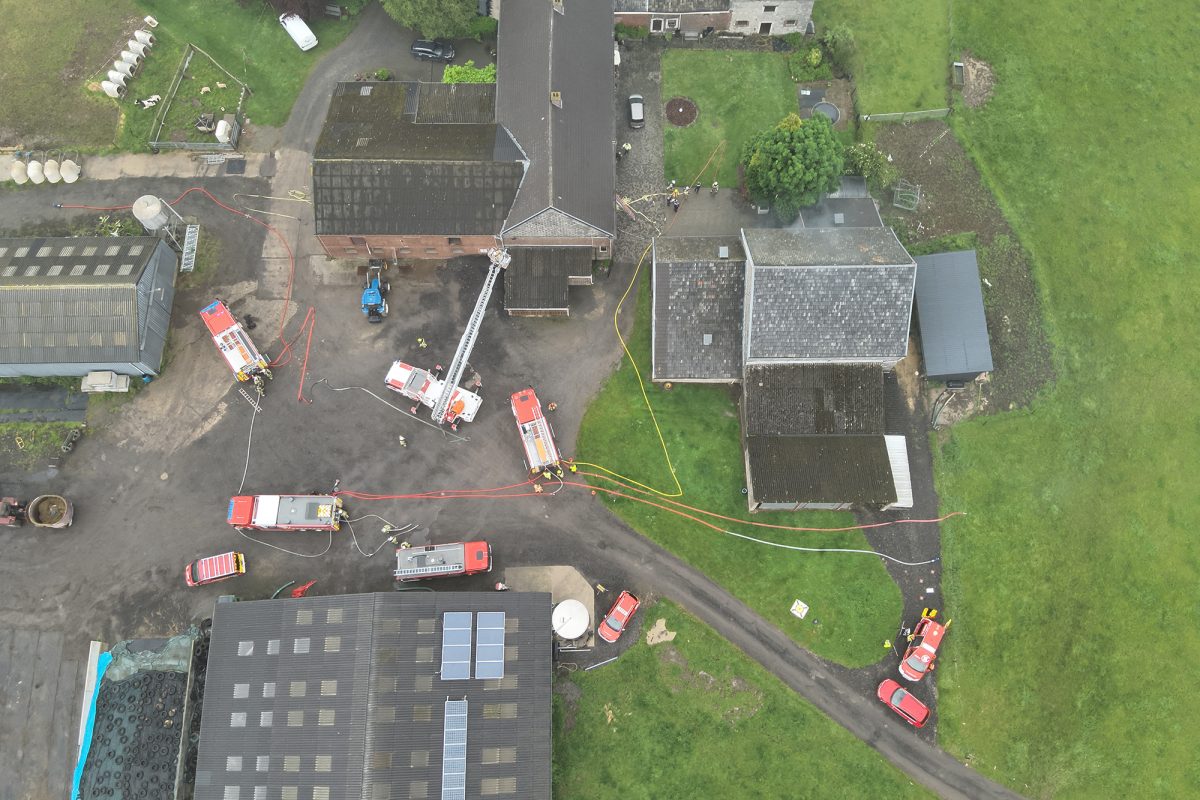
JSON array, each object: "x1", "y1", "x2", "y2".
[
  {"x1": 0, "y1": 236, "x2": 177, "y2": 378},
  {"x1": 914, "y1": 250, "x2": 993, "y2": 382},
  {"x1": 612, "y1": 1, "x2": 813, "y2": 37},
  {"x1": 194, "y1": 592, "x2": 553, "y2": 800}
]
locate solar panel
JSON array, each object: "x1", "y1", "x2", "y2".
[
  {"x1": 440, "y1": 613, "x2": 472, "y2": 680},
  {"x1": 474, "y1": 612, "x2": 506, "y2": 679},
  {"x1": 441, "y1": 699, "x2": 468, "y2": 800}
]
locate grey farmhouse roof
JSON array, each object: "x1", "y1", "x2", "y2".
[
  {"x1": 194, "y1": 592, "x2": 552, "y2": 800},
  {"x1": 742, "y1": 227, "x2": 916, "y2": 362},
  {"x1": 504, "y1": 247, "x2": 593, "y2": 311},
  {"x1": 0, "y1": 236, "x2": 170, "y2": 367},
  {"x1": 745, "y1": 435, "x2": 897, "y2": 506},
  {"x1": 311, "y1": 82, "x2": 524, "y2": 236},
  {"x1": 743, "y1": 364, "x2": 884, "y2": 436},
  {"x1": 915, "y1": 250, "x2": 994, "y2": 380},
  {"x1": 614, "y1": 0, "x2": 729, "y2": 11},
  {"x1": 651, "y1": 236, "x2": 745, "y2": 381},
  {"x1": 497, "y1": 0, "x2": 615, "y2": 238}
]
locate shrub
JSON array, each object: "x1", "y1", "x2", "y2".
[
  {"x1": 615, "y1": 22, "x2": 650, "y2": 41},
  {"x1": 442, "y1": 60, "x2": 496, "y2": 85},
  {"x1": 821, "y1": 24, "x2": 857, "y2": 74},
  {"x1": 467, "y1": 15, "x2": 498, "y2": 41},
  {"x1": 374, "y1": 68, "x2": 392, "y2": 81},
  {"x1": 844, "y1": 142, "x2": 899, "y2": 189}
]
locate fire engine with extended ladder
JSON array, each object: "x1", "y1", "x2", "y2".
[{"x1": 385, "y1": 247, "x2": 511, "y2": 429}]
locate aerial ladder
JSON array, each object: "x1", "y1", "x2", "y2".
[{"x1": 385, "y1": 248, "x2": 510, "y2": 429}]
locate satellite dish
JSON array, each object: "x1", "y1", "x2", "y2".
[{"x1": 552, "y1": 599, "x2": 589, "y2": 640}]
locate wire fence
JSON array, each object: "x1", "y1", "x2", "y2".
[
  {"x1": 861, "y1": 107, "x2": 952, "y2": 123},
  {"x1": 148, "y1": 44, "x2": 249, "y2": 152}
]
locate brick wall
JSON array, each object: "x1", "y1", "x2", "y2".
[
  {"x1": 615, "y1": 12, "x2": 732, "y2": 34},
  {"x1": 316, "y1": 234, "x2": 497, "y2": 262}
]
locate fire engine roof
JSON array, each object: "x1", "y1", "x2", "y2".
[{"x1": 196, "y1": 592, "x2": 552, "y2": 800}]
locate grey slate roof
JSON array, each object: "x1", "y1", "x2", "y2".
[
  {"x1": 745, "y1": 435, "x2": 897, "y2": 506},
  {"x1": 503, "y1": 247, "x2": 593, "y2": 311},
  {"x1": 915, "y1": 250, "x2": 994, "y2": 380},
  {"x1": 651, "y1": 236, "x2": 745, "y2": 381},
  {"x1": 194, "y1": 592, "x2": 552, "y2": 800},
  {"x1": 0, "y1": 236, "x2": 169, "y2": 367},
  {"x1": 615, "y1": 0, "x2": 729, "y2": 10},
  {"x1": 743, "y1": 364, "x2": 884, "y2": 436},
  {"x1": 742, "y1": 228, "x2": 916, "y2": 362},
  {"x1": 312, "y1": 160, "x2": 524, "y2": 236},
  {"x1": 798, "y1": 196, "x2": 883, "y2": 229},
  {"x1": 497, "y1": 0, "x2": 615, "y2": 238}
]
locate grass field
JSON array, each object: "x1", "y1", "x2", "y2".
[
  {"x1": 553, "y1": 600, "x2": 932, "y2": 799},
  {"x1": 661, "y1": 50, "x2": 799, "y2": 189},
  {"x1": 576, "y1": 267, "x2": 903, "y2": 668},
  {"x1": 813, "y1": 0, "x2": 949, "y2": 114},
  {"x1": 0, "y1": 0, "x2": 356, "y2": 150},
  {"x1": 916, "y1": 2, "x2": 1200, "y2": 797}
]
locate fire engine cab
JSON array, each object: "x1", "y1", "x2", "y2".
[
  {"x1": 393, "y1": 540, "x2": 491, "y2": 582},
  {"x1": 385, "y1": 361, "x2": 481, "y2": 427},
  {"x1": 199, "y1": 299, "x2": 272, "y2": 383},
  {"x1": 227, "y1": 494, "x2": 345, "y2": 532},
  {"x1": 510, "y1": 388, "x2": 560, "y2": 473}
]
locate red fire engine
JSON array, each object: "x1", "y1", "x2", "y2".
[
  {"x1": 510, "y1": 388, "x2": 560, "y2": 474},
  {"x1": 393, "y1": 540, "x2": 492, "y2": 582},
  {"x1": 227, "y1": 494, "x2": 345, "y2": 531},
  {"x1": 200, "y1": 300, "x2": 272, "y2": 383}
]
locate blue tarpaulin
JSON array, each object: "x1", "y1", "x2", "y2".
[{"x1": 71, "y1": 651, "x2": 112, "y2": 800}]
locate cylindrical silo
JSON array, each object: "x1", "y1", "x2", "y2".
[
  {"x1": 101, "y1": 81, "x2": 126, "y2": 99},
  {"x1": 27, "y1": 159, "x2": 44, "y2": 184},
  {"x1": 134, "y1": 29, "x2": 156, "y2": 46},
  {"x1": 132, "y1": 195, "x2": 170, "y2": 233}
]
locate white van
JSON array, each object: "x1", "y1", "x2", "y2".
[{"x1": 279, "y1": 14, "x2": 318, "y2": 52}]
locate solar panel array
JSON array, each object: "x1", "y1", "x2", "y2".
[
  {"x1": 441, "y1": 699, "x2": 468, "y2": 800},
  {"x1": 440, "y1": 612, "x2": 473, "y2": 681},
  {"x1": 474, "y1": 612, "x2": 506, "y2": 680}
]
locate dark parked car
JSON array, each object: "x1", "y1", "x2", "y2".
[
  {"x1": 628, "y1": 94, "x2": 645, "y2": 129},
  {"x1": 411, "y1": 39, "x2": 455, "y2": 62}
]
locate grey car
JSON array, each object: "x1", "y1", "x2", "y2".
[
  {"x1": 628, "y1": 94, "x2": 645, "y2": 129},
  {"x1": 411, "y1": 39, "x2": 455, "y2": 62}
]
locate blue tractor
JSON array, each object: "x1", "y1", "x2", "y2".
[{"x1": 361, "y1": 261, "x2": 390, "y2": 323}]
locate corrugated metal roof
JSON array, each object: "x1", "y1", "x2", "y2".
[
  {"x1": 651, "y1": 237, "x2": 745, "y2": 381},
  {"x1": 0, "y1": 235, "x2": 159, "y2": 285},
  {"x1": 743, "y1": 364, "x2": 884, "y2": 435},
  {"x1": 914, "y1": 250, "x2": 994, "y2": 380},
  {"x1": 498, "y1": 0, "x2": 614, "y2": 238},
  {"x1": 745, "y1": 435, "x2": 897, "y2": 506},
  {"x1": 194, "y1": 592, "x2": 552, "y2": 800},
  {"x1": 503, "y1": 247, "x2": 593, "y2": 311}
]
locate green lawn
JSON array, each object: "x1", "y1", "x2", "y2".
[
  {"x1": 114, "y1": 1, "x2": 357, "y2": 151},
  {"x1": 554, "y1": 601, "x2": 932, "y2": 799},
  {"x1": 926, "y1": 2, "x2": 1200, "y2": 797},
  {"x1": 577, "y1": 267, "x2": 903, "y2": 668},
  {"x1": 814, "y1": 0, "x2": 949, "y2": 114},
  {"x1": 0, "y1": 0, "x2": 356, "y2": 150},
  {"x1": 660, "y1": 50, "x2": 799, "y2": 189}
]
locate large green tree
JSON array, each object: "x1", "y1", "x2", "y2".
[
  {"x1": 381, "y1": 0, "x2": 477, "y2": 40},
  {"x1": 741, "y1": 113, "x2": 844, "y2": 222}
]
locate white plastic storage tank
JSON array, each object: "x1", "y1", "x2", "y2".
[
  {"x1": 113, "y1": 59, "x2": 135, "y2": 77},
  {"x1": 43, "y1": 157, "x2": 61, "y2": 183},
  {"x1": 215, "y1": 119, "x2": 232, "y2": 143},
  {"x1": 134, "y1": 29, "x2": 156, "y2": 46},
  {"x1": 9, "y1": 159, "x2": 29, "y2": 185},
  {"x1": 60, "y1": 159, "x2": 81, "y2": 183},
  {"x1": 101, "y1": 81, "x2": 126, "y2": 99},
  {"x1": 127, "y1": 40, "x2": 149, "y2": 57},
  {"x1": 26, "y1": 159, "x2": 44, "y2": 184},
  {"x1": 132, "y1": 195, "x2": 169, "y2": 233}
]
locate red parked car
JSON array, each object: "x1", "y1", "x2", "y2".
[
  {"x1": 876, "y1": 679, "x2": 930, "y2": 728},
  {"x1": 597, "y1": 591, "x2": 640, "y2": 643},
  {"x1": 898, "y1": 617, "x2": 947, "y2": 682}
]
